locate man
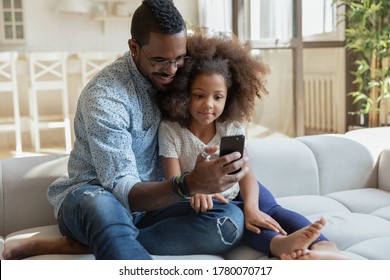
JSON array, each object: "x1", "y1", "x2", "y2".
[{"x1": 3, "y1": 0, "x2": 247, "y2": 260}]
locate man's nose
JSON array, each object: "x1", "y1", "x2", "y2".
[{"x1": 164, "y1": 62, "x2": 178, "y2": 75}]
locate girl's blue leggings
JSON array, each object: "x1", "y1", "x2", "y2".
[{"x1": 233, "y1": 182, "x2": 328, "y2": 257}]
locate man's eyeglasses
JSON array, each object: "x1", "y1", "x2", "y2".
[{"x1": 139, "y1": 47, "x2": 190, "y2": 71}]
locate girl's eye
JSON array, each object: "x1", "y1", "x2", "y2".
[{"x1": 193, "y1": 94, "x2": 203, "y2": 99}]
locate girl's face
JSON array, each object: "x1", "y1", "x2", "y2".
[{"x1": 189, "y1": 73, "x2": 227, "y2": 127}]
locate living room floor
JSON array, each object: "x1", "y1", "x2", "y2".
[
  {"x1": 0, "y1": 148, "x2": 66, "y2": 160},
  {"x1": 0, "y1": 124, "x2": 288, "y2": 160}
]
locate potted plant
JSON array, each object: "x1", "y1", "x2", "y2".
[{"x1": 335, "y1": 0, "x2": 389, "y2": 127}]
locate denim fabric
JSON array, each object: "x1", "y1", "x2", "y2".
[{"x1": 58, "y1": 184, "x2": 245, "y2": 260}]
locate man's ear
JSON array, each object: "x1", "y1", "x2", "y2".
[{"x1": 128, "y1": 39, "x2": 138, "y2": 57}]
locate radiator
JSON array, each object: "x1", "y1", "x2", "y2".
[
  {"x1": 304, "y1": 74, "x2": 338, "y2": 134},
  {"x1": 380, "y1": 97, "x2": 390, "y2": 126}
]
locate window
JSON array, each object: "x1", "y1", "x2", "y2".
[
  {"x1": 235, "y1": 0, "x2": 346, "y2": 136},
  {"x1": 199, "y1": 0, "x2": 346, "y2": 136},
  {"x1": 247, "y1": 0, "x2": 294, "y2": 42},
  {"x1": 245, "y1": 0, "x2": 343, "y2": 43},
  {"x1": 302, "y1": 0, "x2": 344, "y2": 41},
  {"x1": 198, "y1": 0, "x2": 233, "y2": 34},
  {"x1": 1, "y1": 0, "x2": 25, "y2": 43}
]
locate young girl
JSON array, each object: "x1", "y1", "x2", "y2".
[{"x1": 157, "y1": 31, "x2": 350, "y2": 260}]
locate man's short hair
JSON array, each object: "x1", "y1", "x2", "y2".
[{"x1": 131, "y1": 0, "x2": 186, "y2": 46}]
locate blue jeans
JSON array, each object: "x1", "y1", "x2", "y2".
[{"x1": 58, "y1": 184, "x2": 244, "y2": 260}]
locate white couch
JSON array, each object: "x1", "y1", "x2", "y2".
[{"x1": 1, "y1": 127, "x2": 390, "y2": 260}]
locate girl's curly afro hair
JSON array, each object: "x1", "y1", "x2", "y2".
[{"x1": 157, "y1": 30, "x2": 269, "y2": 127}]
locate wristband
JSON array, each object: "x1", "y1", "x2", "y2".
[{"x1": 171, "y1": 171, "x2": 193, "y2": 199}]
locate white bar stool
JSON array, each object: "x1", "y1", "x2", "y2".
[
  {"x1": 78, "y1": 51, "x2": 121, "y2": 88},
  {"x1": 0, "y1": 51, "x2": 22, "y2": 155},
  {"x1": 27, "y1": 51, "x2": 71, "y2": 154}
]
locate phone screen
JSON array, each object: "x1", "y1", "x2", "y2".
[{"x1": 220, "y1": 134, "x2": 245, "y2": 174}]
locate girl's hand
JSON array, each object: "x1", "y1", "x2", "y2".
[
  {"x1": 244, "y1": 207, "x2": 287, "y2": 235},
  {"x1": 190, "y1": 193, "x2": 229, "y2": 213}
]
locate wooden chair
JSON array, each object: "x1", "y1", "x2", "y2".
[
  {"x1": 0, "y1": 51, "x2": 22, "y2": 155},
  {"x1": 78, "y1": 51, "x2": 121, "y2": 88},
  {"x1": 27, "y1": 52, "x2": 71, "y2": 153}
]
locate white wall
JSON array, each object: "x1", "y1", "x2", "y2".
[
  {"x1": 0, "y1": 0, "x2": 199, "y2": 54},
  {"x1": 0, "y1": 0, "x2": 199, "y2": 151},
  {"x1": 0, "y1": 0, "x2": 346, "y2": 152}
]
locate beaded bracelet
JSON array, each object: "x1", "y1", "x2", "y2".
[{"x1": 172, "y1": 171, "x2": 193, "y2": 199}]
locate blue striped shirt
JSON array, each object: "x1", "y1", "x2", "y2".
[{"x1": 47, "y1": 51, "x2": 163, "y2": 218}]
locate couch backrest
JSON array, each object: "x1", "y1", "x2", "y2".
[
  {"x1": 247, "y1": 133, "x2": 382, "y2": 197},
  {"x1": 247, "y1": 137, "x2": 320, "y2": 198},
  {"x1": 0, "y1": 154, "x2": 69, "y2": 237},
  {"x1": 297, "y1": 135, "x2": 378, "y2": 195}
]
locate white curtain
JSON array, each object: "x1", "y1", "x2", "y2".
[
  {"x1": 249, "y1": 0, "x2": 293, "y2": 41},
  {"x1": 198, "y1": 0, "x2": 232, "y2": 33},
  {"x1": 250, "y1": 49, "x2": 295, "y2": 138},
  {"x1": 249, "y1": 0, "x2": 295, "y2": 137}
]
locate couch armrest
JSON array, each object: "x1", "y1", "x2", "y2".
[
  {"x1": 1, "y1": 154, "x2": 69, "y2": 237},
  {"x1": 297, "y1": 135, "x2": 377, "y2": 195},
  {"x1": 379, "y1": 149, "x2": 390, "y2": 192}
]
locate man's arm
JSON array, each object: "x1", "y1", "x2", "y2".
[{"x1": 128, "y1": 150, "x2": 248, "y2": 212}]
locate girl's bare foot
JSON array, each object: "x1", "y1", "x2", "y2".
[
  {"x1": 270, "y1": 218, "x2": 326, "y2": 258},
  {"x1": 292, "y1": 247, "x2": 352, "y2": 260},
  {"x1": 280, "y1": 249, "x2": 309, "y2": 260},
  {"x1": 2, "y1": 236, "x2": 90, "y2": 260},
  {"x1": 290, "y1": 241, "x2": 351, "y2": 260}
]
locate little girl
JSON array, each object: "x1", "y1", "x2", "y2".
[{"x1": 157, "y1": 31, "x2": 350, "y2": 260}]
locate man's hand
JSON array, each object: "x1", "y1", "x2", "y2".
[{"x1": 185, "y1": 145, "x2": 249, "y2": 195}]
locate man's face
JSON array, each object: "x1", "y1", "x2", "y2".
[{"x1": 130, "y1": 30, "x2": 187, "y2": 92}]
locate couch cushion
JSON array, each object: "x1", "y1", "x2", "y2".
[
  {"x1": 297, "y1": 135, "x2": 377, "y2": 195},
  {"x1": 25, "y1": 253, "x2": 224, "y2": 260},
  {"x1": 326, "y1": 188, "x2": 390, "y2": 214},
  {"x1": 309, "y1": 213, "x2": 390, "y2": 252},
  {"x1": 276, "y1": 195, "x2": 390, "y2": 260},
  {"x1": 3, "y1": 225, "x2": 224, "y2": 260},
  {"x1": 346, "y1": 237, "x2": 390, "y2": 260},
  {"x1": 276, "y1": 195, "x2": 350, "y2": 217},
  {"x1": 371, "y1": 206, "x2": 390, "y2": 221},
  {"x1": 223, "y1": 243, "x2": 275, "y2": 260}
]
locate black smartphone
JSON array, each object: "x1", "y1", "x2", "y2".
[{"x1": 220, "y1": 134, "x2": 245, "y2": 174}]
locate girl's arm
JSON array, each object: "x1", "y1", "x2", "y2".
[
  {"x1": 239, "y1": 148, "x2": 286, "y2": 235},
  {"x1": 161, "y1": 157, "x2": 181, "y2": 179}
]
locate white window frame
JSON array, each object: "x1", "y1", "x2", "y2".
[{"x1": 0, "y1": 0, "x2": 25, "y2": 43}]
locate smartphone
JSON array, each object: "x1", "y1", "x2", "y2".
[{"x1": 220, "y1": 134, "x2": 245, "y2": 174}]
